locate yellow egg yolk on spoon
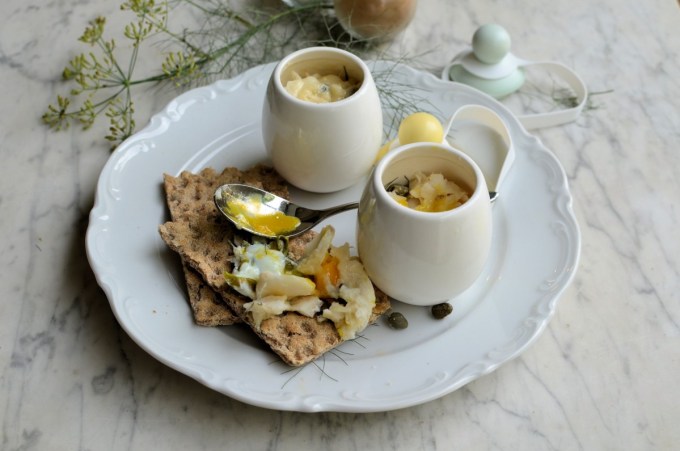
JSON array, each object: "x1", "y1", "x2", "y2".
[{"x1": 226, "y1": 196, "x2": 301, "y2": 236}]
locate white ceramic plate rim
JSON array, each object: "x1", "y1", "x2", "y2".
[{"x1": 86, "y1": 61, "x2": 580, "y2": 412}]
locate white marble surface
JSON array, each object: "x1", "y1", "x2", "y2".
[{"x1": 1, "y1": 0, "x2": 679, "y2": 449}]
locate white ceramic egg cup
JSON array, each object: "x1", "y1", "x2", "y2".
[
  {"x1": 262, "y1": 47, "x2": 383, "y2": 193},
  {"x1": 358, "y1": 142, "x2": 493, "y2": 305},
  {"x1": 357, "y1": 105, "x2": 515, "y2": 305}
]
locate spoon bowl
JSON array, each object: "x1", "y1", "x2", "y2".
[{"x1": 214, "y1": 184, "x2": 358, "y2": 238}]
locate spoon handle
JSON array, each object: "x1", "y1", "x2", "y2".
[
  {"x1": 293, "y1": 202, "x2": 359, "y2": 224},
  {"x1": 319, "y1": 202, "x2": 359, "y2": 220}
]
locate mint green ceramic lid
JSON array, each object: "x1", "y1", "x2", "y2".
[{"x1": 447, "y1": 24, "x2": 526, "y2": 99}]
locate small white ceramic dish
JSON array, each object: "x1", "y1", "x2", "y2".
[
  {"x1": 86, "y1": 62, "x2": 580, "y2": 413},
  {"x1": 262, "y1": 47, "x2": 383, "y2": 193},
  {"x1": 358, "y1": 143, "x2": 492, "y2": 305}
]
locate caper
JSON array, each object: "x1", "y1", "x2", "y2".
[
  {"x1": 431, "y1": 302, "x2": 453, "y2": 319},
  {"x1": 391, "y1": 184, "x2": 409, "y2": 196},
  {"x1": 385, "y1": 176, "x2": 410, "y2": 196},
  {"x1": 387, "y1": 311, "x2": 408, "y2": 329}
]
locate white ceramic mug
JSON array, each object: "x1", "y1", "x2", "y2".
[
  {"x1": 357, "y1": 143, "x2": 493, "y2": 305},
  {"x1": 262, "y1": 47, "x2": 383, "y2": 193}
]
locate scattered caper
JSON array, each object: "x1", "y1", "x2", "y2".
[
  {"x1": 387, "y1": 311, "x2": 408, "y2": 329},
  {"x1": 431, "y1": 302, "x2": 453, "y2": 319}
]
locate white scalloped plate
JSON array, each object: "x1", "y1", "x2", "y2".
[{"x1": 86, "y1": 62, "x2": 580, "y2": 412}]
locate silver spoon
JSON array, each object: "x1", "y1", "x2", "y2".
[{"x1": 214, "y1": 184, "x2": 358, "y2": 238}]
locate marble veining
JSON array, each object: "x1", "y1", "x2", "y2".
[{"x1": 1, "y1": 0, "x2": 679, "y2": 449}]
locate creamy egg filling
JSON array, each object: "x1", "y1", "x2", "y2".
[
  {"x1": 285, "y1": 70, "x2": 359, "y2": 103},
  {"x1": 388, "y1": 171, "x2": 471, "y2": 212}
]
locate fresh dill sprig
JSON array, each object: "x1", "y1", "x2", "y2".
[
  {"x1": 44, "y1": 1, "x2": 607, "y2": 148},
  {"x1": 370, "y1": 58, "x2": 438, "y2": 138},
  {"x1": 553, "y1": 88, "x2": 614, "y2": 112},
  {"x1": 42, "y1": 0, "x2": 350, "y2": 146},
  {"x1": 43, "y1": 1, "x2": 169, "y2": 143},
  {"x1": 510, "y1": 72, "x2": 612, "y2": 118},
  {"x1": 43, "y1": 0, "x2": 446, "y2": 148}
]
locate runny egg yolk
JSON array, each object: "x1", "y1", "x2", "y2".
[
  {"x1": 226, "y1": 196, "x2": 301, "y2": 236},
  {"x1": 314, "y1": 254, "x2": 340, "y2": 298}
]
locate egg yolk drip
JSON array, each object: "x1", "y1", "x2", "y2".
[
  {"x1": 314, "y1": 254, "x2": 340, "y2": 298},
  {"x1": 226, "y1": 196, "x2": 300, "y2": 236}
]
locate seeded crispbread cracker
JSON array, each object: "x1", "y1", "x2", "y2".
[
  {"x1": 162, "y1": 165, "x2": 290, "y2": 326},
  {"x1": 158, "y1": 166, "x2": 390, "y2": 366},
  {"x1": 159, "y1": 216, "x2": 390, "y2": 366},
  {"x1": 163, "y1": 171, "x2": 241, "y2": 326}
]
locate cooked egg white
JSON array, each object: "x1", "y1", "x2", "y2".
[
  {"x1": 225, "y1": 225, "x2": 375, "y2": 338},
  {"x1": 296, "y1": 227, "x2": 376, "y2": 340},
  {"x1": 227, "y1": 242, "x2": 323, "y2": 327},
  {"x1": 322, "y1": 243, "x2": 375, "y2": 340},
  {"x1": 245, "y1": 295, "x2": 323, "y2": 329},
  {"x1": 232, "y1": 242, "x2": 287, "y2": 279}
]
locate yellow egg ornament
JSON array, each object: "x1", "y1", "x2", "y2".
[
  {"x1": 397, "y1": 112, "x2": 444, "y2": 145},
  {"x1": 374, "y1": 112, "x2": 446, "y2": 164}
]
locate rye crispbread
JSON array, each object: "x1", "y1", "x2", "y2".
[
  {"x1": 163, "y1": 165, "x2": 298, "y2": 325},
  {"x1": 163, "y1": 170, "x2": 239, "y2": 325},
  {"x1": 159, "y1": 165, "x2": 390, "y2": 366}
]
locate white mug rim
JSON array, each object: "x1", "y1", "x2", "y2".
[
  {"x1": 372, "y1": 142, "x2": 488, "y2": 218},
  {"x1": 272, "y1": 46, "x2": 372, "y2": 108}
]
